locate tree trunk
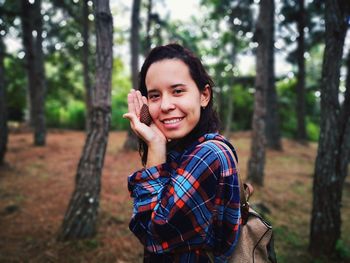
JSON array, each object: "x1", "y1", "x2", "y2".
[
  {"x1": 21, "y1": 0, "x2": 46, "y2": 146},
  {"x1": 264, "y1": 0, "x2": 281, "y2": 151},
  {"x1": 339, "y1": 50, "x2": 350, "y2": 190},
  {"x1": 224, "y1": 34, "x2": 236, "y2": 139},
  {"x1": 224, "y1": 85, "x2": 234, "y2": 138},
  {"x1": 83, "y1": 0, "x2": 93, "y2": 133},
  {"x1": 309, "y1": 0, "x2": 350, "y2": 256},
  {"x1": 247, "y1": 0, "x2": 273, "y2": 186},
  {"x1": 130, "y1": 0, "x2": 140, "y2": 94},
  {"x1": 123, "y1": 0, "x2": 141, "y2": 151},
  {"x1": 216, "y1": 88, "x2": 223, "y2": 125},
  {"x1": 145, "y1": 0, "x2": 153, "y2": 55},
  {"x1": 0, "y1": 35, "x2": 7, "y2": 165},
  {"x1": 58, "y1": 0, "x2": 113, "y2": 240},
  {"x1": 340, "y1": 50, "x2": 350, "y2": 186},
  {"x1": 296, "y1": 0, "x2": 307, "y2": 143}
]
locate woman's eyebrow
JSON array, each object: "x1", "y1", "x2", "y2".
[
  {"x1": 147, "y1": 89, "x2": 158, "y2": 94},
  {"x1": 147, "y1": 84, "x2": 186, "y2": 93},
  {"x1": 170, "y1": 83, "x2": 186, "y2": 88}
]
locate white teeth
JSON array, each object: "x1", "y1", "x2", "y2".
[{"x1": 163, "y1": 118, "x2": 182, "y2": 124}]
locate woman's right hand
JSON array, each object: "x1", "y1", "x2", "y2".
[{"x1": 123, "y1": 89, "x2": 167, "y2": 146}]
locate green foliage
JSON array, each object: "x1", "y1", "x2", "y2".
[
  {"x1": 111, "y1": 57, "x2": 132, "y2": 130},
  {"x1": 232, "y1": 85, "x2": 254, "y2": 129},
  {"x1": 61, "y1": 100, "x2": 86, "y2": 130},
  {"x1": 46, "y1": 99, "x2": 85, "y2": 129},
  {"x1": 274, "y1": 225, "x2": 305, "y2": 248},
  {"x1": 45, "y1": 58, "x2": 131, "y2": 130},
  {"x1": 111, "y1": 95, "x2": 129, "y2": 130},
  {"x1": 223, "y1": 84, "x2": 254, "y2": 130},
  {"x1": 2, "y1": 0, "x2": 323, "y2": 143},
  {"x1": 276, "y1": 77, "x2": 320, "y2": 141},
  {"x1": 277, "y1": 78, "x2": 297, "y2": 138},
  {"x1": 43, "y1": 50, "x2": 87, "y2": 130},
  {"x1": 279, "y1": 0, "x2": 325, "y2": 64},
  {"x1": 44, "y1": 57, "x2": 131, "y2": 130},
  {"x1": 306, "y1": 119, "x2": 320, "y2": 142},
  {"x1": 45, "y1": 99, "x2": 61, "y2": 127},
  {"x1": 4, "y1": 55, "x2": 27, "y2": 121},
  {"x1": 45, "y1": 52, "x2": 85, "y2": 105},
  {"x1": 335, "y1": 239, "x2": 350, "y2": 259}
]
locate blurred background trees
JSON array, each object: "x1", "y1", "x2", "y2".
[
  {"x1": 1, "y1": 0, "x2": 350, "y2": 260},
  {"x1": 58, "y1": 0, "x2": 113, "y2": 240},
  {"x1": 309, "y1": 0, "x2": 350, "y2": 256},
  {"x1": 0, "y1": 18, "x2": 6, "y2": 164},
  {"x1": 1, "y1": 0, "x2": 327, "y2": 141},
  {"x1": 247, "y1": 0, "x2": 274, "y2": 185},
  {"x1": 20, "y1": 0, "x2": 47, "y2": 146}
]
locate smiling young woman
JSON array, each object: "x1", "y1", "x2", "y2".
[
  {"x1": 146, "y1": 59, "x2": 210, "y2": 141},
  {"x1": 123, "y1": 43, "x2": 241, "y2": 262}
]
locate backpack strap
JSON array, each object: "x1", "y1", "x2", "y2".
[{"x1": 202, "y1": 140, "x2": 253, "y2": 224}]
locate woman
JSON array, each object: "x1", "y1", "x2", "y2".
[{"x1": 124, "y1": 43, "x2": 241, "y2": 262}]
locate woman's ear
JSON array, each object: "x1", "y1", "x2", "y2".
[{"x1": 200, "y1": 84, "x2": 211, "y2": 107}]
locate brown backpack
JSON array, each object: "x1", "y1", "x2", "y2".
[{"x1": 206, "y1": 140, "x2": 277, "y2": 263}]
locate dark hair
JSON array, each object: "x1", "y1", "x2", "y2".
[{"x1": 138, "y1": 43, "x2": 220, "y2": 166}]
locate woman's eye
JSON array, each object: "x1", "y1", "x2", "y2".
[
  {"x1": 148, "y1": 94, "x2": 159, "y2": 100},
  {"x1": 174, "y1": 89, "x2": 183, "y2": 95}
]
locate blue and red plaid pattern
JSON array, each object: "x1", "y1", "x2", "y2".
[{"x1": 128, "y1": 133, "x2": 241, "y2": 262}]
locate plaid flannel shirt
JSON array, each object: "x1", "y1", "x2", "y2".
[{"x1": 128, "y1": 133, "x2": 241, "y2": 263}]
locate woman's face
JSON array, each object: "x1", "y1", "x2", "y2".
[{"x1": 145, "y1": 59, "x2": 210, "y2": 140}]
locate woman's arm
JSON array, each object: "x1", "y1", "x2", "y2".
[
  {"x1": 123, "y1": 89, "x2": 167, "y2": 167},
  {"x1": 128, "y1": 141, "x2": 241, "y2": 256}
]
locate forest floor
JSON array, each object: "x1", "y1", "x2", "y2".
[{"x1": 0, "y1": 130, "x2": 349, "y2": 263}]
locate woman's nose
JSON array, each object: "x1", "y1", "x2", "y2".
[{"x1": 160, "y1": 95, "x2": 175, "y2": 112}]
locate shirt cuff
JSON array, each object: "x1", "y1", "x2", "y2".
[{"x1": 128, "y1": 163, "x2": 171, "y2": 198}]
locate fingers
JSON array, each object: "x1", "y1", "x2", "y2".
[
  {"x1": 136, "y1": 90, "x2": 144, "y2": 107},
  {"x1": 127, "y1": 89, "x2": 146, "y2": 118},
  {"x1": 123, "y1": 112, "x2": 135, "y2": 121},
  {"x1": 127, "y1": 91, "x2": 137, "y2": 115},
  {"x1": 123, "y1": 112, "x2": 136, "y2": 127},
  {"x1": 133, "y1": 91, "x2": 142, "y2": 117},
  {"x1": 142, "y1": 95, "x2": 148, "y2": 105},
  {"x1": 123, "y1": 112, "x2": 141, "y2": 133},
  {"x1": 123, "y1": 112, "x2": 148, "y2": 141}
]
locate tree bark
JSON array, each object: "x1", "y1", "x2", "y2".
[
  {"x1": 0, "y1": 35, "x2": 7, "y2": 165},
  {"x1": 296, "y1": 0, "x2": 307, "y2": 143},
  {"x1": 224, "y1": 85, "x2": 234, "y2": 138},
  {"x1": 224, "y1": 28, "x2": 236, "y2": 139},
  {"x1": 145, "y1": 0, "x2": 153, "y2": 55},
  {"x1": 123, "y1": 0, "x2": 141, "y2": 151},
  {"x1": 309, "y1": 0, "x2": 350, "y2": 256},
  {"x1": 83, "y1": 0, "x2": 93, "y2": 133},
  {"x1": 21, "y1": 0, "x2": 46, "y2": 146},
  {"x1": 264, "y1": 0, "x2": 281, "y2": 151},
  {"x1": 247, "y1": 0, "x2": 274, "y2": 186},
  {"x1": 58, "y1": 0, "x2": 113, "y2": 240},
  {"x1": 130, "y1": 0, "x2": 140, "y2": 92},
  {"x1": 340, "y1": 50, "x2": 350, "y2": 186}
]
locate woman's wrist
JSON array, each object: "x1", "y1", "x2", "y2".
[{"x1": 146, "y1": 143, "x2": 166, "y2": 168}]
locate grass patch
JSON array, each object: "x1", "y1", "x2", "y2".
[
  {"x1": 336, "y1": 239, "x2": 350, "y2": 260},
  {"x1": 275, "y1": 225, "x2": 305, "y2": 248},
  {"x1": 69, "y1": 239, "x2": 101, "y2": 252}
]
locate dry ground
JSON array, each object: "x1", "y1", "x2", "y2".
[{"x1": 0, "y1": 130, "x2": 349, "y2": 263}]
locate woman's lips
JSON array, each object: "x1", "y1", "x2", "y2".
[{"x1": 161, "y1": 117, "x2": 184, "y2": 129}]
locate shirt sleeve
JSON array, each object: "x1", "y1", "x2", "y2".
[{"x1": 127, "y1": 141, "x2": 240, "y2": 256}]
